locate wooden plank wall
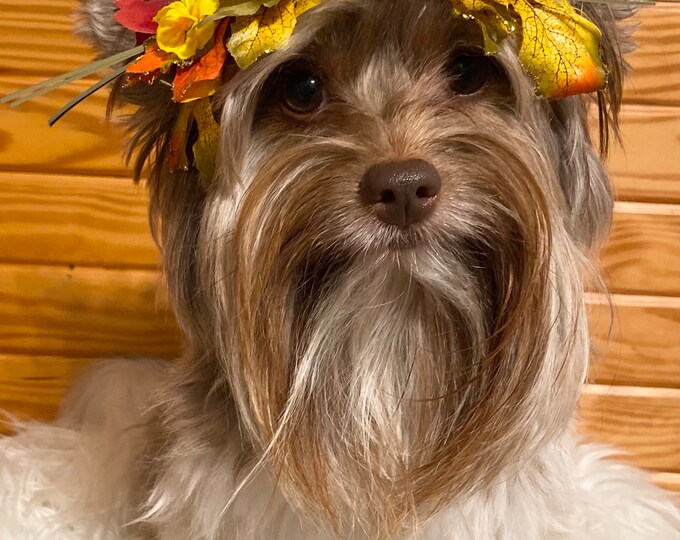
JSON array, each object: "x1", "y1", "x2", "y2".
[{"x1": 1, "y1": 0, "x2": 680, "y2": 495}]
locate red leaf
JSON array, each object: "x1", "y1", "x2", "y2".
[
  {"x1": 114, "y1": 0, "x2": 170, "y2": 34},
  {"x1": 172, "y1": 21, "x2": 229, "y2": 103}
]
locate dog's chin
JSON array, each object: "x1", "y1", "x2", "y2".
[{"x1": 242, "y1": 242, "x2": 490, "y2": 532}]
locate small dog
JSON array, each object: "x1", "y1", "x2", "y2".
[{"x1": 2, "y1": 0, "x2": 680, "y2": 538}]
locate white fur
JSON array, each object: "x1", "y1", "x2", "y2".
[
  {"x1": 1, "y1": 359, "x2": 678, "y2": 539},
  {"x1": 0, "y1": 359, "x2": 165, "y2": 540}
]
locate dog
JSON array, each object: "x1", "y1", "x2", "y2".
[{"x1": 1, "y1": 0, "x2": 680, "y2": 538}]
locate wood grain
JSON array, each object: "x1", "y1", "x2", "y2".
[
  {"x1": 603, "y1": 105, "x2": 680, "y2": 203},
  {"x1": 579, "y1": 385, "x2": 680, "y2": 473},
  {"x1": 0, "y1": 171, "x2": 158, "y2": 268},
  {"x1": 0, "y1": 264, "x2": 181, "y2": 359},
  {"x1": 0, "y1": 353, "x2": 93, "y2": 424},
  {"x1": 3, "y1": 172, "x2": 680, "y2": 387},
  {"x1": 1, "y1": 2, "x2": 679, "y2": 200},
  {"x1": 652, "y1": 472, "x2": 680, "y2": 497},
  {"x1": 0, "y1": 0, "x2": 95, "y2": 79},
  {"x1": 601, "y1": 202, "x2": 680, "y2": 296},
  {"x1": 625, "y1": 6, "x2": 680, "y2": 107},
  {"x1": 588, "y1": 294, "x2": 680, "y2": 389},
  {"x1": 0, "y1": 77, "x2": 130, "y2": 177}
]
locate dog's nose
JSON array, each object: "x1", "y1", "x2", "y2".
[{"x1": 360, "y1": 159, "x2": 442, "y2": 228}]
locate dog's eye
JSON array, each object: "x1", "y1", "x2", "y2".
[
  {"x1": 280, "y1": 67, "x2": 325, "y2": 116},
  {"x1": 447, "y1": 52, "x2": 501, "y2": 95}
]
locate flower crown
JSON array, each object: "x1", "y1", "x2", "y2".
[{"x1": 0, "y1": 0, "x2": 628, "y2": 181}]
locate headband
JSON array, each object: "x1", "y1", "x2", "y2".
[{"x1": 0, "y1": 0, "x2": 637, "y2": 181}]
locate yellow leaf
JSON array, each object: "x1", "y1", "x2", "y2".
[
  {"x1": 217, "y1": 0, "x2": 280, "y2": 16},
  {"x1": 227, "y1": 0, "x2": 320, "y2": 69},
  {"x1": 513, "y1": 0, "x2": 605, "y2": 98},
  {"x1": 450, "y1": 0, "x2": 516, "y2": 53},
  {"x1": 192, "y1": 98, "x2": 220, "y2": 183},
  {"x1": 295, "y1": 0, "x2": 321, "y2": 16}
]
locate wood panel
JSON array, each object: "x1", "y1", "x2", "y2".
[
  {"x1": 604, "y1": 105, "x2": 680, "y2": 203},
  {"x1": 0, "y1": 354, "x2": 93, "y2": 424},
  {"x1": 0, "y1": 0, "x2": 95, "y2": 79},
  {"x1": 652, "y1": 472, "x2": 680, "y2": 497},
  {"x1": 588, "y1": 294, "x2": 680, "y2": 388},
  {"x1": 2, "y1": 5, "x2": 679, "y2": 199},
  {"x1": 625, "y1": 6, "x2": 680, "y2": 107},
  {"x1": 0, "y1": 171, "x2": 158, "y2": 268},
  {"x1": 0, "y1": 77, "x2": 129, "y2": 176},
  {"x1": 0, "y1": 264, "x2": 181, "y2": 359},
  {"x1": 601, "y1": 202, "x2": 680, "y2": 296},
  {"x1": 579, "y1": 385, "x2": 680, "y2": 473}
]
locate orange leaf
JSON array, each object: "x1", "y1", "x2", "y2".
[
  {"x1": 126, "y1": 42, "x2": 175, "y2": 74},
  {"x1": 172, "y1": 20, "x2": 229, "y2": 103}
]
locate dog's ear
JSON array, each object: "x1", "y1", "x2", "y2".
[
  {"x1": 76, "y1": 0, "x2": 136, "y2": 58},
  {"x1": 550, "y1": 5, "x2": 637, "y2": 250}
]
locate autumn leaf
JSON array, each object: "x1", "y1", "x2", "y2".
[
  {"x1": 450, "y1": 0, "x2": 516, "y2": 53},
  {"x1": 295, "y1": 0, "x2": 321, "y2": 16},
  {"x1": 124, "y1": 40, "x2": 176, "y2": 87},
  {"x1": 209, "y1": 0, "x2": 280, "y2": 18},
  {"x1": 227, "y1": 0, "x2": 321, "y2": 69},
  {"x1": 450, "y1": 0, "x2": 605, "y2": 99},
  {"x1": 114, "y1": 0, "x2": 171, "y2": 34},
  {"x1": 126, "y1": 41, "x2": 176, "y2": 74},
  {"x1": 173, "y1": 20, "x2": 229, "y2": 102},
  {"x1": 168, "y1": 102, "x2": 197, "y2": 172},
  {"x1": 513, "y1": 0, "x2": 605, "y2": 98},
  {"x1": 192, "y1": 97, "x2": 221, "y2": 183}
]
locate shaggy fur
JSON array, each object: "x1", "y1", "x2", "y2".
[{"x1": 1, "y1": 0, "x2": 679, "y2": 538}]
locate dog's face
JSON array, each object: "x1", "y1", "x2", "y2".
[{"x1": 84, "y1": 0, "x2": 630, "y2": 534}]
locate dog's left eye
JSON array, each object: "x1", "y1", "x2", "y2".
[
  {"x1": 280, "y1": 67, "x2": 325, "y2": 116},
  {"x1": 447, "y1": 51, "x2": 502, "y2": 95}
]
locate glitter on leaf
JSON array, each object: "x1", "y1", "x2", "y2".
[{"x1": 227, "y1": 0, "x2": 320, "y2": 69}]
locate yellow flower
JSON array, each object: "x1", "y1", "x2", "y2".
[{"x1": 155, "y1": 0, "x2": 220, "y2": 61}]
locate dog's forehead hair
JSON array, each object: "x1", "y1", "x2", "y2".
[{"x1": 296, "y1": 0, "x2": 480, "y2": 83}]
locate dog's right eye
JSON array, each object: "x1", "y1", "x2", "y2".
[{"x1": 279, "y1": 67, "x2": 326, "y2": 116}]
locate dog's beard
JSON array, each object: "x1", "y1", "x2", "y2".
[{"x1": 209, "y1": 127, "x2": 589, "y2": 536}]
